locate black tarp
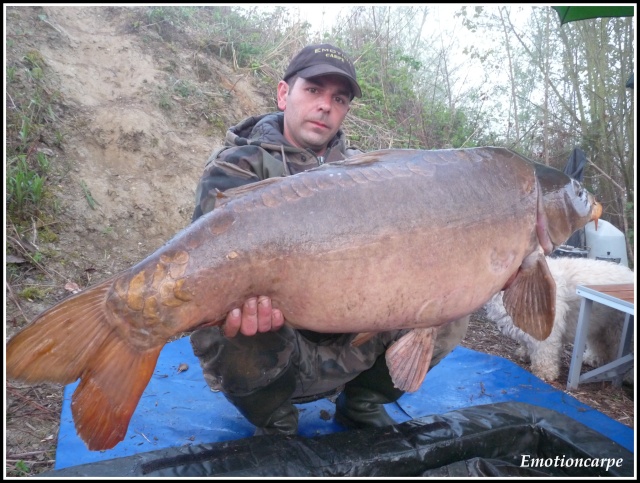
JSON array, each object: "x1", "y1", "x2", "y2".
[
  {"x1": 40, "y1": 402, "x2": 634, "y2": 477},
  {"x1": 563, "y1": 147, "x2": 587, "y2": 181}
]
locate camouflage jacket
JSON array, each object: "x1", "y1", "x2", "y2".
[{"x1": 192, "y1": 112, "x2": 362, "y2": 220}]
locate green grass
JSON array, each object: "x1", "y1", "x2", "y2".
[
  {"x1": 80, "y1": 180, "x2": 100, "y2": 210},
  {"x1": 6, "y1": 154, "x2": 47, "y2": 215},
  {"x1": 11, "y1": 460, "x2": 31, "y2": 477},
  {"x1": 7, "y1": 65, "x2": 17, "y2": 82},
  {"x1": 19, "y1": 285, "x2": 50, "y2": 301},
  {"x1": 6, "y1": 46, "x2": 61, "y2": 225}
]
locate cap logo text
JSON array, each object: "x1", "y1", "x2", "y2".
[{"x1": 314, "y1": 48, "x2": 352, "y2": 66}]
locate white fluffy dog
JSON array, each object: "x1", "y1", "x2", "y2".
[{"x1": 483, "y1": 257, "x2": 634, "y2": 382}]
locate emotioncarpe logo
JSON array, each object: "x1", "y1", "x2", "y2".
[{"x1": 520, "y1": 454, "x2": 624, "y2": 472}]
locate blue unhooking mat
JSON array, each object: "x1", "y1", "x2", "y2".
[{"x1": 45, "y1": 338, "x2": 635, "y2": 477}]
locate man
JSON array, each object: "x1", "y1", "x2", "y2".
[{"x1": 190, "y1": 44, "x2": 470, "y2": 436}]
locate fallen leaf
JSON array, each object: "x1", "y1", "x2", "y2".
[
  {"x1": 37, "y1": 147, "x2": 56, "y2": 157},
  {"x1": 64, "y1": 282, "x2": 81, "y2": 293}
]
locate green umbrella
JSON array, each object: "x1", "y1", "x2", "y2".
[
  {"x1": 552, "y1": 6, "x2": 635, "y2": 88},
  {"x1": 552, "y1": 6, "x2": 634, "y2": 25}
]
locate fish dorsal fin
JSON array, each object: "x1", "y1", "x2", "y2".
[
  {"x1": 215, "y1": 153, "x2": 386, "y2": 208},
  {"x1": 217, "y1": 153, "x2": 385, "y2": 207},
  {"x1": 503, "y1": 249, "x2": 556, "y2": 341},
  {"x1": 385, "y1": 328, "x2": 435, "y2": 392},
  {"x1": 331, "y1": 152, "x2": 382, "y2": 167},
  {"x1": 214, "y1": 177, "x2": 284, "y2": 208}
]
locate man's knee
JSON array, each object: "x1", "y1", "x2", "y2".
[
  {"x1": 190, "y1": 326, "x2": 297, "y2": 395},
  {"x1": 431, "y1": 315, "x2": 470, "y2": 367}
]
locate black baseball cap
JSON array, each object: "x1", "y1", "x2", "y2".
[{"x1": 283, "y1": 44, "x2": 362, "y2": 98}]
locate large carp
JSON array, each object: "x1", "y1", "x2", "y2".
[{"x1": 6, "y1": 147, "x2": 601, "y2": 451}]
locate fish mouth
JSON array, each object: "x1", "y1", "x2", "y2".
[{"x1": 591, "y1": 200, "x2": 603, "y2": 230}]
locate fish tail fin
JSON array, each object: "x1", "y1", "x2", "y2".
[
  {"x1": 6, "y1": 278, "x2": 161, "y2": 450},
  {"x1": 72, "y1": 340, "x2": 161, "y2": 450},
  {"x1": 6, "y1": 280, "x2": 118, "y2": 383}
]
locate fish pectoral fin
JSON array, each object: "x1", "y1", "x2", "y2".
[
  {"x1": 503, "y1": 249, "x2": 556, "y2": 341},
  {"x1": 351, "y1": 331, "x2": 378, "y2": 347},
  {"x1": 385, "y1": 328, "x2": 436, "y2": 393}
]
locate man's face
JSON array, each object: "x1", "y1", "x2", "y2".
[{"x1": 277, "y1": 74, "x2": 352, "y2": 155}]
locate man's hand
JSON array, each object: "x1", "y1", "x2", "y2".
[{"x1": 224, "y1": 296, "x2": 285, "y2": 337}]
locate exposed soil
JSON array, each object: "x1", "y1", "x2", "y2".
[
  {"x1": 4, "y1": 6, "x2": 634, "y2": 477},
  {"x1": 5, "y1": 5, "x2": 270, "y2": 476}
]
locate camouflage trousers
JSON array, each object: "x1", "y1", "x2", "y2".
[{"x1": 190, "y1": 316, "x2": 470, "y2": 402}]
